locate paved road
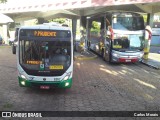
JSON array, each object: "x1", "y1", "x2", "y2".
[{"x1": 0, "y1": 47, "x2": 160, "y2": 120}]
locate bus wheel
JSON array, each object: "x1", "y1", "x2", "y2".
[
  {"x1": 103, "y1": 50, "x2": 106, "y2": 61},
  {"x1": 101, "y1": 49, "x2": 103, "y2": 57},
  {"x1": 108, "y1": 54, "x2": 112, "y2": 64},
  {"x1": 12, "y1": 45, "x2": 16, "y2": 54}
]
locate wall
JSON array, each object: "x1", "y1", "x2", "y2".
[{"x1": 151, "y1": 28, "x2": 160, "y2": 45}]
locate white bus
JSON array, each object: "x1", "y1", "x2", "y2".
[
  {"x1": 17, "y1": 24, "x2": 73, "y2": 89},
  {"x1": 86, "y1": 12, "x2": 148, "y2": 63}
]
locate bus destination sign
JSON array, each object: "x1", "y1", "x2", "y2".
[{"x1": 34, "y1": 31, "x2": 57, "y2": 37}]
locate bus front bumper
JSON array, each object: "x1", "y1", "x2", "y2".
[
  {"x1": 112, "y1": 56, "x2": 141, "y2": 63},
  {"x1": 111, "y1": 51, "x2": 143, "y2": 63},
  {"x1": 18, "y1": 77, "x2": 72, "y2": 89}
]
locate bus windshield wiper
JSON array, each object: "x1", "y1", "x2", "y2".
[{"x1": 118, "y1": 49, "x2": 127, "y2": 52}]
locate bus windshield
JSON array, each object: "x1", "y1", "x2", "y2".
[
  {"x1": 112, "y1": 35, "x2": 144, "y2": 51},
  {"x1": 112, "y1": 13, "x2": 145, "y2": 31},
  {"x1": 19, "y1": 29, "x2": 71, "y2": 76}
]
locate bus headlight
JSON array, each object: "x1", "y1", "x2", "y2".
[
  {"x1": 139, "y1": 53, "x2": 144, "y2": 58},
  {"x1": 63, "y1": 72, "x2": 71, "y2": 81},
  {"x1": 112, "y1": 53, "x2": 119, "y2": 58},
  {"x1": 21, "y1": 81, "x2": 26, "y2": 86},
  {"x1": 21, "y1": 74, "x2": 26, "y2": 79},
  {"x1": 19, "y1": 73, "x2": 27, "y2": 86},
  {"x1": 19, "y1": 72, "x2": 27, "y2": 80}
]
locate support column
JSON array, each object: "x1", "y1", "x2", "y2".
[
  {"x1": 37, "y1": 17, "x2": 45, "y2": 24},
  {"x1": 72, "y1": 19, "x2": 77, "y2": 42},
  {"x1": 2, "y1": 24, "x2": 8, "y2": 44},
  {"x1": 147, "y1": 13, "x2": 154, "y2": 27},
  {"x1": 86, "y1": 18, "x2": 89, "y2": 48},
  {"x1": 80, "y1": 16, "x2": 86, "y2": 47},
  {"x1": 19, "y1": 21, "x2": 25, "y2": 26},
  {"x1": 143, "y1": 13, "x2": 153, "y2": 60},
  {"x1": 86, "y1": 17, "x2": 91, "y2": 49}
]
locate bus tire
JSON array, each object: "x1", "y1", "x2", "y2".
[
  {"x1": 12, "y1": 45, "x2": 16, "y2": 54},
  {"x1": 108, "y1": 53, "x2": 112, "y2": 64},
  {"x1": 102, "y1": 50, "x2": 106, "y2": 61},
  {"x1": 101, "y1": 49, "x2": 103, "y2": 57}
]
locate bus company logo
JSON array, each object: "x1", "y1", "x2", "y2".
[
  {"x1": 29, "y1": 77, "x2": 34, "y2": 80},
  {"x1": 2, "y1": 112, "x2": 11, "y2": 117},
  {"x1": 43, "y1": 78, "x2": 46, "y2": 81}
]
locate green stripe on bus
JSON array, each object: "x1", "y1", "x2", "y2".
[{"x1": 18, "y1": 76, "x2": 72, "y2": 88}]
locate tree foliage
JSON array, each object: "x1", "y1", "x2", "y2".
[
  {"x1": 143, "y1": 15, "x2": 147, "y2": 23},
  {"x1": 91, "y1": 21, "x2": 100, "y2": 33},
  {"x1": 0, "y1": 0, "x2": 7, "y2": 3},
  {"x1": 92, "y1": 21, "x2": 100, "y2": 30},
  {"x1": 49, "y1": 18, "x2": 66, "y2": 24}
]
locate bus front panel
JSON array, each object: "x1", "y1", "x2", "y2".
[{"x1": 18, "y1": 29, "x2": 73, "y2": 88}]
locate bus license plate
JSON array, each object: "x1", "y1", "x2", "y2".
[
  {"x1": 49, "y1": 65, "x2": 63, "y2": 70},
  {"x1": 40, "y1": 85, "x2": 50, "y2": 89},
  {"x1": 125, "y1": 59, "x2": 131, "y2": 62}
]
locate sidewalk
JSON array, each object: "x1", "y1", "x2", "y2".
[
  {"x1": 74, "y1": 48, "x2": 160, "y2": 70},
  {"x1": 74, "y1": 49, "x2": 97, "y2": 60},
  {"x1": 141, "y1": 52, "x2": 160, "y2": 70},
  {"x1": 0, "y1": 44, "x2": 10, "y2": 46}
]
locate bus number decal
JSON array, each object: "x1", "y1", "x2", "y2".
[
  {"x1": 49, "y1": 65, "x2": 63, "y2": 70},
  {"x1": 113, "y1": 45, "x2": 122, "y2": 49}
]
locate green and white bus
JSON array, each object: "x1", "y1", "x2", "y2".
[{"x1": 17, "y1": 24, "x2": 73, "y2": 89}]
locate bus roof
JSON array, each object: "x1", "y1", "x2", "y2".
[
  {"x1": 19, "y1": 24, "x2": 71, "y2": 31},
  {"x1": 88, "y1": 11, "x2": 143, "y2": 19}
]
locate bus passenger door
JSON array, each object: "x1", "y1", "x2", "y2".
[
  {"x1": 104, "y1": 17, "x2": 112, "y2": 62},
  {"x1": 104, "y1": 38, "x2": 111, "y2": 62}
]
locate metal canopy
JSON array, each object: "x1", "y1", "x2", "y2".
[{"x1": 0, "y1": 13, "x2": 14, "y2": 24}]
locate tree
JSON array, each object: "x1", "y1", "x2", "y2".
[
  {"x1": 48, "y1": 18, "x2": 66, "y2": 24},
  {"x1": 0, "y1": 0, "x2": 7, "y2": 3},
  {"x1": 92, "y1": 21, "x2": 100, "y2": 30},
  {"x1": 91, "y1": 21, "x2": 100, "y2": 34},
  {"x1": 143, "y1": 15, "x2": 147, "y2": 23}
]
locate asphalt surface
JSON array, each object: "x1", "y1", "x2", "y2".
[{"x1": 0, "y1": 47, "x2": 160, "y2": 120}]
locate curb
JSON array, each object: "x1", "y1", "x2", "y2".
[
  {"x1": 141, "y1": 61, "x2": 160, "y2": 70},
  {"x1": 0, "y1": 45, "x2": 11, "y2": 48},
  {"x1": 74, "y1": 55, "x2": 97, "y2": 60},
  {"x1": 74, "y1": 51, "x2": 97, "y2": 60}
]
